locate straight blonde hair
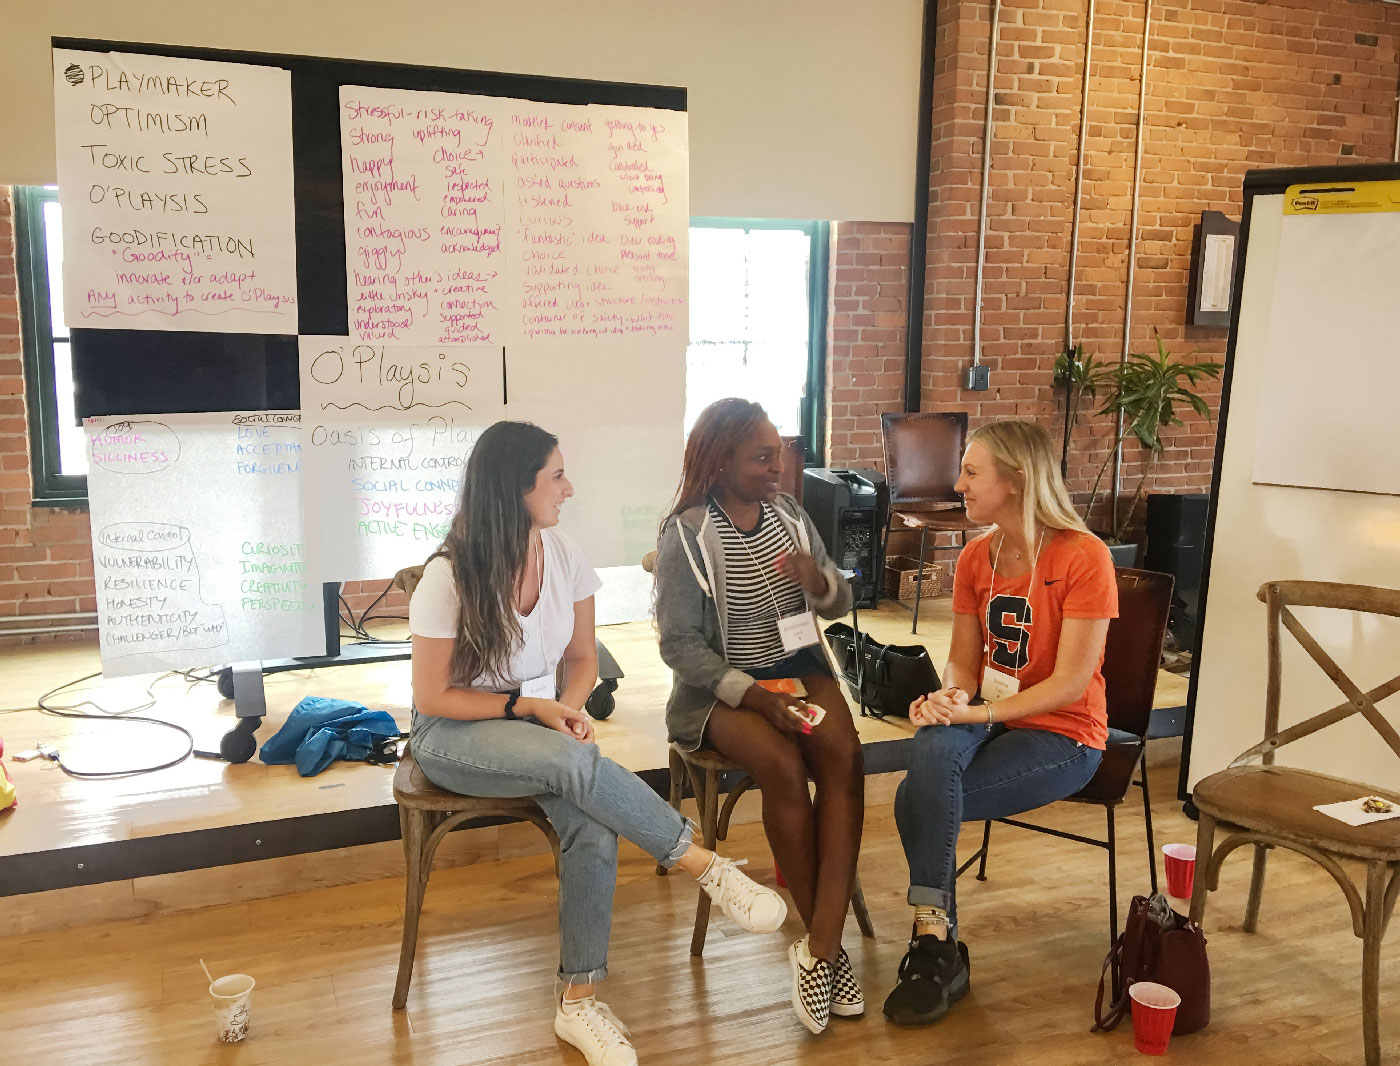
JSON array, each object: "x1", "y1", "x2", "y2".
[{"x1": 967, "y1": 420, "x2": 1088, "y2": 554}]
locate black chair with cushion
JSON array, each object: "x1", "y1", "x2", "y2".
[{"x1": 956, "y1": 567, "x2": 1174, "y2": 985}]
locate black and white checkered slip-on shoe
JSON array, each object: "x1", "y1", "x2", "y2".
[
  {"x1": 789, "y1": 935, "x2": 836, "y2": 1034},
  {"x1": 830, "y1": 946, "x2": 865, "y2": 1018}
]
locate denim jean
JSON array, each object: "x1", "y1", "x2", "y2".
[
  {"x1": 411, "y1": 715, "x2": 693, "y2": 983},
  {"x1": 893, "y1": 722, "x2": 1103, "y2": 936}
]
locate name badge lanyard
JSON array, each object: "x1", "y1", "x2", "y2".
[
  {"x1": 520, "y1": 533, "x2": 554, "y2": 698},
  {"x1": 713, "y1": 502, "x2": 818, "y2": 651},
  {"x1": 983, "y1": 529, "x2": 1044, "y2": 697}
]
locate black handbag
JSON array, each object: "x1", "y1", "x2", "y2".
[
  {"x1": 824, "y1": 622, "x2": 940, "y2": 718},
  {"x1": 1093, "y1": 893, "x2": 1210, "y2": 1035}
]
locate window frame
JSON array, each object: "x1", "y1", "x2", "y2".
[
  {"x1": 689, "y1": 217, "x2": 830, "y2": 468},
  {"x1": 15, "y1": 185, "x2": 87, "y2": 507}
]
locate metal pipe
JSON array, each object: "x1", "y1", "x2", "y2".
[
  {"x1": 1112, "y1": 0, "x2": 1153, "y2": 532},
  {"x1": 1393, "y1": 62, "x2": 1399, "y2": 162},
  {"x1": 0, "y1": 623, "x2": 99, "y2": 637},
  {"x1": 1065, "y1": 0, "x2": 1097, "y2": 356},
  {"x1": 0, "y1": 612, "x2": 97, "y2": 625},
  {"x1": 971, "y1": 0, "x2": 1003, "y2": 369},
  {"x1": 904, "y1": 0, "x2": 939, "y2": 412}
]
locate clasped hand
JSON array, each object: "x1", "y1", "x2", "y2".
[
  {"x1": 524, "y1": 698, "x2": 595, "y2": 743},
  {"x1": 909, "y1": 687, "x2": 974, "y2": 727}
]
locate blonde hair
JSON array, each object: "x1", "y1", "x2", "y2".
[{"x1": 966, "y1": 420, "x2": 1088, "y2": 554}]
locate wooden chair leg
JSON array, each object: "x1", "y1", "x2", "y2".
[
  {"x1": 690, "y1": 766, "x2": 721, "y2": 957},
  {"x1": 1139, "y1": 769, "x2": 1159, "y2": 895},
  {"x1": 1188, "y1": 812, "x2": 1216, "y2": 925},
  {"x1": 976, "y1": 820, "x2": 992, "y2": 880},
  {"x1": 1362, "y1": 861, "x2": 1386, "y2": 1066},
  {"x1": 1243, "y1": 843, "x2": 1269, "y2": 933},
  {"x1": 911, "y1": 526, "x2": 928, "y2": 635},
  {"x1": 657, "y1": 747, "x2": 686, "y2": 876},
  {"x1": 851, "y1": 870, "x2": 876, "y2": 939},
  {"x1": 392, "y1": 806, "x2": 429, "y2": 1010}
]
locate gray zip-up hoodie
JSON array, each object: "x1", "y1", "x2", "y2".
[{"x1": 654, "y1": 493, "x2": 854, "y2": 750}]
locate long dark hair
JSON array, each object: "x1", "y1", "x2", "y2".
[
  {"x1": 441, "y1": 420, "x2": 558, "y2": 684},
  {"x1": 662, "y1": 397, "x2": 770, "y2": 526}
]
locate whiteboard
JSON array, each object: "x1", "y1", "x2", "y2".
[
  {"x1": 1251, "y1": 197, "x2": 1400, "y2": 495},
  {"x1": 52, "y1": 48, "x2": 298, "y2": 333},
  {"x1": 1187, "y1": 192, "x2": 1400, "y2": 793},
  {"x1": 85, "y1": 412, "x2": 324, "y2": 677}
]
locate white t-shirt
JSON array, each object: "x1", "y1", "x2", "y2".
[{"x1": 409, "y1": 527, "x2": 602, "y2": 690}]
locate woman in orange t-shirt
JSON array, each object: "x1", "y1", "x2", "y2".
[{"x1": 883, "y1": 420, "x2": 1118, "y2": 1028}]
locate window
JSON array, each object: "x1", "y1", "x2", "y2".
[
  {"x1": 16, "y1": 186, "x2": 87, "y2": 504},
  {"x1": 687, "y1": 219, "x2": 829, "y2": 465}
]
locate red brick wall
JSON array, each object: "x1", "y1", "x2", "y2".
[
  {"x1": 920, "y1": 0, "x2": 1400, "y2": 530},
  {"x1": 825, "y1": 221, "x2": 912, "y2": 471},
  {"x1": 0, "y1": 187, "x2": 98, "y2": 643}
]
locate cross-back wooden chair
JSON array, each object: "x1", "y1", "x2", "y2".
[{"x1": 1189, "y1": 580, "x2": 1400, "y2": 1066}]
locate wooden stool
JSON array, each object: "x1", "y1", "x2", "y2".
[
  {"x1": 392, "y1": 748, "x2": 561, "y2": 1008},
  {"x1": 658, "y1": 743, "x2": 876, "y2": 956}
]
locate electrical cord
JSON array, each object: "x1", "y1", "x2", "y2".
[{"x1": 35, "y1": 670, "x2": 195, "y2": 779}]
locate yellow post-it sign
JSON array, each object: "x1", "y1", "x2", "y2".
[{"x1": 1284, "y1": 180, "x2": 1400, "y2": 215}]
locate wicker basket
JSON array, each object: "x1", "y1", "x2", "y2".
[{"x1": 883, "y1": 555, "x2": 944, "y2": 601}]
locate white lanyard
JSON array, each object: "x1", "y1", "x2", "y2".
[
  {"x1": 983, "y1": 528, "x2": 1044, "y2": 693},
  {"x1": 519, "y1": 533, "x2": 553, "y2": 694},
  {"x1": 713, "y1": 501, "x2": 819, "y2": 653}
]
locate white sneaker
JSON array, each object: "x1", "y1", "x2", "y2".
[
  {"x1": 789, "y1": 935, "x2": 836, "y2": 1035},
  {"x1": 698, "y1": 857, "x2": 788, "y2": 934},
  {"x1": 830, "y1": 946, "x2": 865, "y2": 1017},
  {"x1": 554, "y1": 996, "x2": 638, "y2": 1066}
]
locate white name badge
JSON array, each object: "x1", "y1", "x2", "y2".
[
  {"x1": 778, "y1": 611, "x2": 821, "y2": 653},
  {"x1": 521, "y1": 674, "x2": 556, "y2": 700},
  {"x1": 981, "y1": 665, "x2": 1021, "y2": 702}
]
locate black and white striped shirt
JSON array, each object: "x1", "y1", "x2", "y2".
[{"x1": 710, "y1": 501, "x2": 808, "y2": 670}]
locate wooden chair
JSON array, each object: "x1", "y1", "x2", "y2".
[
  {"x1": 1189, "y1": 580, "x2": 1400, "y2": 1066},
  {"x1": 957, "y1": 567, "x2": 1174, "y2": 987},
  {"x1": 657, "y1": 744, "x2": 876, "y2": 956},
  {"x1": 392, "y1": 747, "x2": 561, "y2": 1008},
  {"x1": 879, "y1": 412, "x2": 988, "y2": 633}
]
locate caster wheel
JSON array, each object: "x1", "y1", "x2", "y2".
[
  {"x1": 216, "y1": 668, "x2": 235, "y2": 700},
  {"x1": 219, "y1": 723, "x2": 259, "y2": 764},
  {"x1": 586, "y1": 679, "x2": 618, "y2": 720}
]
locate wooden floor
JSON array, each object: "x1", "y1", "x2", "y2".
[{"x1": 1, "y1": 754, "x2": 1393, "y2": 1066}]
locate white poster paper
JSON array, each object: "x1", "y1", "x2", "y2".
[
  {"x1": 340, "y1": 87, "x2": 506, "y2": 345},
  {"x1": 299, "y1": 336, "x2": 506, "y2": 581},
  {"x1": 52, "y1": 48, "x2": 298, "y2": 333},
  {"x1": 1252, "y1": 208, "x2": 1400, "y2": 496},
  {"x1": 85, "y1": 412, "x2": 322, "y2": 677},
  {"x1": 505, "y1": 101, "x2": 688, "y2": 348}
]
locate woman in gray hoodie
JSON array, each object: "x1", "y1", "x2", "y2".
[{"x1": 654, "y1": 398, "x2": 863, "y2": 1036}]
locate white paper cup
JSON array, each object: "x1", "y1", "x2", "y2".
[{"x1": 209, "y1": 974, "x2": 255, "y2": 1043}]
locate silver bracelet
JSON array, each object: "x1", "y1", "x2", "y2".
[{"x1": 984, "y1": 703, "x2": 995, "y2": 731}]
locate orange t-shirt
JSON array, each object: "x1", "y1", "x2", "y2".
[{"x1": 951, "y1": 529, "x2": 1119, "y2": 749}]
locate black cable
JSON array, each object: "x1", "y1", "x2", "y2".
[{"x1": 36, "y1": 671, "x2": 195, "y2": 779}]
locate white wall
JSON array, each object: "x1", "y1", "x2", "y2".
[
  {"x1": 1, "y1": 0, "x2": 922, "y2": 221},
  {"x1": 1187, "y1": 194, "x2": 1400, "y2": 791}
]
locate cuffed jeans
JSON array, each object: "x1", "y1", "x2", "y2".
[
  {"x1": 412, "y1": 715, "x2": 692, "y2": 983},
  {"x1": 894, "y1": 723, "x2": 1103, "y2": 937}
]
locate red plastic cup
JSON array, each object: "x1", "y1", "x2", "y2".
[
  {"x1": 774, "y1": 863, "x2": 787, "y2": 889},
  {"x1": 1162, "y1": 843, "x2": 1197, "y2": 899},
  {"x1": 1129, "y1": 981, "x2": 1181, "y2": 1054}
]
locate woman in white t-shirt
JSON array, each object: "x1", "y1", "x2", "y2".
[{"x1": 410, "y1": 420, "x2": 786, "y2": 1066}]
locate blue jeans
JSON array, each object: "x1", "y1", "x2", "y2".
[
  {"x1": 894, "y1": 723, "x2": 1103, "y2": 936},
  {"x1": 411, "y1": 715, "x2": 693, "y2": 983}
]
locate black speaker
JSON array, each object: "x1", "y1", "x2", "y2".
[
  {"x1": 802, "y1": 468, "x2": 889, "y2": 609},
  {"x1": 1143, "y1": 493, "x2": 1209, "y2": 649}
]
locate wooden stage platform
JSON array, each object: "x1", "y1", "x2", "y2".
[{"x1": 0, "y1": 597, "x2": 1188, "y2": 920}]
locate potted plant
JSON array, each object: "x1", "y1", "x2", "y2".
[{"x1": 1055, "y1": 336, "x2": 1223, "y2": 565}]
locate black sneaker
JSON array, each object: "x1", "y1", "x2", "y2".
[{"x1": 881, "y1": 928, "x2": 971, "y2": 1026}]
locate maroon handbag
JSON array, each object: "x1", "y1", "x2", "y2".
[{"x1": 1093, "y1": 893, "x2": 1210, "y2": 1035}]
